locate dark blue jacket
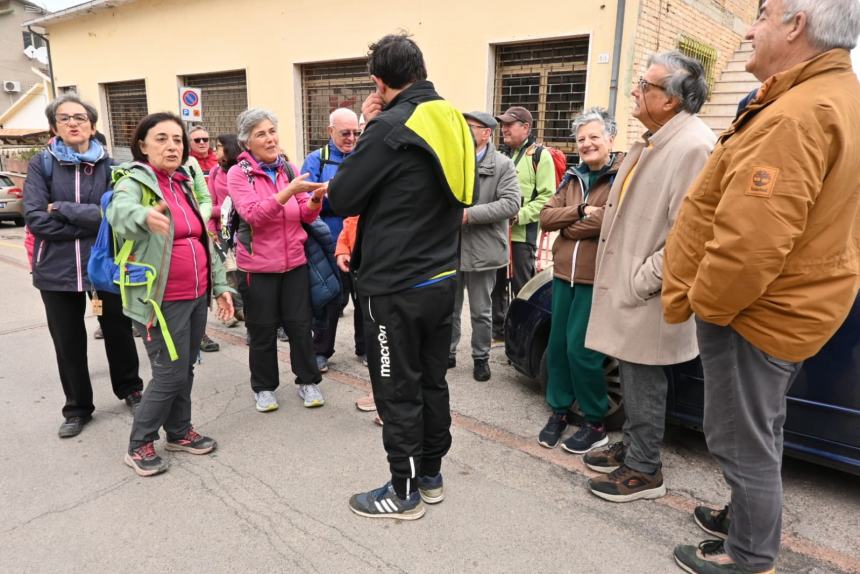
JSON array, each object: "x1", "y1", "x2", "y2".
[
  {"x1": 300, "y1": 141, "x2": 351, "y2": 241},
  {"x1": 303, "y1": 216, "x2": 341, "y2": 318},
  {"x1": 24, "y1": 142, "x2": 112, "y2": 292}
]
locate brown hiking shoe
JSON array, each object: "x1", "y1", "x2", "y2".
[
  {"x1": 587, "y1": 464, "x2": 666, "y2": 502},
  {"x1": 583, "y1": 441, "x2": 626, "y2": 473}
]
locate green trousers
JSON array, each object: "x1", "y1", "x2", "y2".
[{"x1": 545, "y1": 279, "x2": 608, "y2": 423}]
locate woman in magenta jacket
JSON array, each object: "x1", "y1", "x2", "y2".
[{"x1": 227, "y1": 108, "x2": 326, "y2": 413}]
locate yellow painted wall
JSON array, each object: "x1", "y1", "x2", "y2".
[{"x1": 45, "y1": 0, "x2": 641, "y2": 158}]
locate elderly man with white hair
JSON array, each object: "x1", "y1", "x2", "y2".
[
  {"x1": 663, "y1": 1, "x2": 860, "y2": 572},
  {"x1": 300, "y1": 107, "x2": 363, "y2": 373}
]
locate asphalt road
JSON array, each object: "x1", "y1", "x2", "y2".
[{"x1": 1, "y1": 223, "x2": 858, "y2": 574}]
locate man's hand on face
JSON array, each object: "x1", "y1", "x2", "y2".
[{"x1": 361, "y1": 92, "x2": 385, "y2": 124}]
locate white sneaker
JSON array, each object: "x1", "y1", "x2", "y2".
[
  {"x1": 254, "y1": 390, "x2": 278, "y2": 412},
  {"x1": 298, "y1": 384, "x2": 325, "y2": 408}
]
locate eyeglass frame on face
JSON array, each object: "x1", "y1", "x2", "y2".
[
  {"x1": 638, "y1": 76, "x2": 667, "y2": 93},
  {"x1": 467, "y1": 123, "x2": 490, "y2": 131},
  {"x1": 192, "y1": 137, "x2": 210, "y2": 143},
  {"x1": 55, "y1": 113, "x2": 90, "y2": 125},
  {"x1": 335, "y1": 129, "x2": 362, "y2": 138}
]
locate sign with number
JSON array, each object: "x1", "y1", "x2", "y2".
[{"x1": 179, "y1": 87, "x2": 202, "y2": 121}]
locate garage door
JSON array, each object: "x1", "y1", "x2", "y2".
[
  {"x1": 104, "y1": 79, "x2": 148, "y2": 163},
  {"x1": 181, "y1": 70, "x2": 248, "y2": 142}
]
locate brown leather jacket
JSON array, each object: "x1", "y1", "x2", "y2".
[
  {"x1": 540, "y1": 153, "x2": 624, "y2": 284},
  {"x1": 663, "y1": 49, "x2": 860, "y2": 362}
]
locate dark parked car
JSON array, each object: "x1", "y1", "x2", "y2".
[
  {"x1": 505, "y1": 267, "x2": 860, "y2": 476},
  {"x1": 0, "y1": 173, "x2": 25, "y2": 226}
]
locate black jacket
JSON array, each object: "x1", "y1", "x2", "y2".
[
  {"x1": 24, "y1": 147, "x2": 112, "y2": 292},
  {"x1": 328, "y1": 80, "x2": 478, "y2": 296}
]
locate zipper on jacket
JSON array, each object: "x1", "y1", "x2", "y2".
[
  {"x1": 570, "y1": 176, "x2": 588, "y2": 285},
  {"x1": 168, "y1": 174, "x2": 200, "y2": 297},
  {"x1": 75, "y1": 164, "x2": 83, "y2": 291}
]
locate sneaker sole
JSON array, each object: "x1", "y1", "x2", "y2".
[
  {"x1": 349, "y1": 504, "x2": 426, "y2": 521},
  {"x1": 588, "y1": 483, "x2": 667, "y2": 503},
  {"x1": 585, "y1": 462, "x2": 621, "y2": 474},
  {"x1": 256, "y1": 403, "x2": 279, "y2": 413},
  {"x1": 164, "y1": 442, "x2": 217, "y2": 455},
  {"x1": 538, "y1": 438, "x2": 561, "y2": 449},
  {"x1": 419, "y1": 489, "x2": 444, "y2": 504},
  {"x1": 124, "y1": 453, "x2": 168, "y2": 477},
  {"x1": 673, "y1": 553, "x2": 698, "y2": 574},
  {"x1": 303, "y1": 400, "x2": 325, "y2": 408},
  {"x1": 693, "y1": 513, "x2": 728, "y2": 540},
  {"x1": 562, "y1": 435, "x2": 610, "y2": 455}
]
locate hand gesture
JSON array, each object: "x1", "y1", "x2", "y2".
[
  {"x1": 361, "y1": 92, "x2": 384, "y2": 123},
  {"x1": 336, "y1": 254, "x2": 351, "y2": 272},
  {"x1": 307, "y1": 186, "x2": 327, "y2": 210},
  {"x1": 276, "y1": 172, "x2": 326, "y2": 204},
  {"x1": 146, "y1": 201, "x2": 170, "y2": 236},
  {"x1": 215, "y1": 292, "x2": 234, "y2": 322}
]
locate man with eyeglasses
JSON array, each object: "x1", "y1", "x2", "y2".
[
  {"x1": 300, "y1": 108, "x2": 363, "y2": 374},
  {"x1": 582, "y1": 50, "x2": 715, "y2": 504},
  {"x1": 449, "y1": 112, "x2": 520, "y2": 381}
]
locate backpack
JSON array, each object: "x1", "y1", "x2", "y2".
[
  {"x1": 316, "y1": 145, "x2": 340, "y2": 181},
  {"x1": 532, "y1": 145, "x2": 567, "y2": 190}
]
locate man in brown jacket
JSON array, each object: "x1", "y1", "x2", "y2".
[
  {"x1": 583, "y1": 51, "x2": 716, "y2": 502},
  {"x1": 663, "y1": 1, "x2": 860, "y2": 573}
]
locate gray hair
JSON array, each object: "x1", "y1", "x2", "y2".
[
  {"x1": 329, "y1": 107, "x2": 358, "y2": 127},
  {"x1": 782, "y1": 0, "x2": 860, "y2": 51},
  {"x1": 572, "y1": 107, "x2": 617, "y2": 139},
  {"x1": 647, "y1": 51, "x2": 709, "y2": 114},
  {"x1": 187, "y1": 125, "x2": 209, "y2": 136},
  {"x1": 237, "y1": 108, "x2": 278, "y2": 148},
  {"x1": 44, "y1": 93, "x2": 98, "y2": 134}
]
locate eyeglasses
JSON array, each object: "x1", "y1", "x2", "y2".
[
  {"x1": 638, "y1": 77, "x2": 666, "y2": 93},
  {"x1": 56, "y1": 113, "x2": 89, "y2": 125},
  {"x1": 336, "y1": 130, "x2": 362, "y2": 138},
  {"x1": 192, "y1": 137, "x2": 210, "y2": 143},
  {"x1": 467, "y1": 123, "x2": 490, "y2": 130}
]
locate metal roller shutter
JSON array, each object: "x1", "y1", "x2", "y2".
[
  {"x1": 105, "y1": 79, "x2": 148, "y2": 163},
  {"x1": 181, "y1": 70, "x2": 248, "y2": 142}
]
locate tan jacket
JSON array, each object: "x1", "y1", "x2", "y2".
[
  {"x1": 663, "y1": 49, "x2": 860, "y2": 362},
  {"x1": 540, "y1": 153, "x2": 625, "y2": 284},
  {"x1": 585, "y1": 112, "x2": 716, "y2": 365}
]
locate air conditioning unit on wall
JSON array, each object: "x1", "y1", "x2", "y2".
[{"x1": 3, "y1": 81, "x2": 22, "y2": 93}]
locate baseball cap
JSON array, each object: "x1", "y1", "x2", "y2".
[{"x1": 495, "y1": 106, "x2": 533, "y2": 125}]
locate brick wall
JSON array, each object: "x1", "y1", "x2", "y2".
[{"x1": 624, "y1": 0, "x2": 758, "y2": 147}]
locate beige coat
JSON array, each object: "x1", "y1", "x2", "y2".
[{"x1": 585, "y1": 111, "x2": 716, "y2": 365}]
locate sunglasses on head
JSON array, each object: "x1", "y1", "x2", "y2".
[{"x1": 192, "y1": 137, "x2": 210, "y2": 143}]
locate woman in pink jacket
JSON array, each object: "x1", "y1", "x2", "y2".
[{"x1": 228, "y1": 108, "x2": 327, "y2": 413}]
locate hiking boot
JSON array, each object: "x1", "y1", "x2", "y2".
[
  {"x1": 124, "y1": 442, "x2": 168, "y2": 477},
  {"x1": 694, "y1": 505, "x2": 730, "y2": 540},
  {"x1": 473, "y1": 359, "x2": 491, "y2": 382},
  {"x1": 447, "y1": 356, "x2": 456, "y2": 369},
  {"x1": 588, "y1": 464, "x2": 666, "y2": 503},
  {"x1": 58, "y1": 415, "x2": 91, "y2": 438},
  {"x1": 94, "y1": 326, "x2": 104, "y2": 339},
  {"x1": 277, "y1": 327, "x2": 289, "y2": 342},
  {"x1": 298, "y1": 384, "x2": 325, "y2": 408},
  {"x1": 254, "y1": 390, "x2": 279, "y2": 412},
  {"x1": 537, "y1": 412, "x2": 568, "y2": 449},
  {"x1": 348, "y1": 482, "x2": 425, "y2": 521},
  {"x1": 315, "y1": 355, "x2": 329, "y2": 373},
  {"x1": 673, "y1": 539, "x2": 775, "y2": 574},
  {"x1": 124, "y1": 391, "x2": 142, "y2": 412},
  {"x1": 355, "y1": 393, "x2": 377, "y2": 412},
  {"x1": 165, "y1": 427, "x2": 217, "y2": 455},
  {"x1": 561, "y1": 422, "x2": 608, "y2": 454},
  {"x1": 200, "y1": 333, "x2": 219, "y2": 352},
  {"x1": 417, "y1": 473, "x2": 444, "y2": 504},
  {"x1": 584, "y1": 441, "x2": 627, "y2": 473}
]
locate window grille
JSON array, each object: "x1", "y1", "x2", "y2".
[
  {"x1": 104, "y1": 80, "x2": 148, "y2": 162},
  {"x1": 301, "y1": 59, "x2": 374, "y2": 160},
  {"x1": 181, "y1": 70, "x2": 248, "y2": 142},
  {"x1": 677, "y1": 35, "x2": 718, "y2": 97},
  {"x1": 494, "y1": 37, "x2": 590, "y2": 163}
]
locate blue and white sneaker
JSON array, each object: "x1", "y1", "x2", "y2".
[
  {"x1": 417, "y1": 473, "x2": 444, "y2": 504},
  {"x1": 348, "y1": 482, "x2": 425, "y2": 520}
]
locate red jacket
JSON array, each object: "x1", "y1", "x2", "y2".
[
  {"x1": 227, "y1": 151, "x2": 318, "y2": 273},
  {"x1": 190, "y1": 148, "x2": 219, "y2": 173}
]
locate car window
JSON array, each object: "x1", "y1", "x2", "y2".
[{"x1": 0, "y1": 175, "x2": 14, "y2": 187}]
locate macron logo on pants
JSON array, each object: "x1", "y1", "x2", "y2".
[{"x1": 378, "y1": 325, "x2": 391, "y2": 378}]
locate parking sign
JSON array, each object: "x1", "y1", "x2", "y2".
[{"x1": 179, "y1": 87, "x2": 203, "y2": 121}]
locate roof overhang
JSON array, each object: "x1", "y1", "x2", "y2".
[{"x1": 24, "y1": 0, "x2": 137, "y2": 28}]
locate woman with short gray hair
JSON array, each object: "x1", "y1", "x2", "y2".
[
  {"x1": 227, "y1": 108, "x2": 328, "y2": 412},
  {"x1": 536, "y1": 107, "x2": 626, "y2": 453}
]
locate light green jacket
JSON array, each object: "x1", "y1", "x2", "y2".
[{"x1": 511, "y1": 142, "x2": 556, "y2": 244}]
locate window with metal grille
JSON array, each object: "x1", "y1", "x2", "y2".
[
  {"x1": 677, "y1": 35, "x2": 718, "y2": 97},
  {"x1": 301, "y1": 59, "x2": 374, "y2": 160},
  {"x1": 494, "y1": 37, "x2": 589, "y2": 162},
  {"x1": 181, "y1": 70, "x2": 248, "y2": 142},
  {"x1": 104, "y1": 79, "x2": 148, "y2": 162}
]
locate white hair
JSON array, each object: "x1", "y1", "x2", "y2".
[
  {"x1": 572, "y1": 107, "x2": 617, "y2": 138},
  {"x1": 237, "y1": 108, "x2": 277, "y2": 148},
  {"x1": 782, "y1": 0, "x2": 860, "y2": 51},
  {"x1": 188, "y1": 125, "x2": 208, "y2": 136},
  {"x1": 329, "y1": 107, "x2": 358, "y2": 127},
  {"x1": 647, "y1": 51, "x2": 709, "y2": 114}
]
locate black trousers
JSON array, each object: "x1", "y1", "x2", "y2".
[
  {"x1": 40, "y1": 289, "x2": 143, "y2": 418},
  {"x1": 243, "y1": 265, "x2": 321, "y2": 392},
  {"x1": 491, "y1": 241, "x2": 536, "y2": 338},
  {"x1": 313, "y1": 270, "x2": 365, "y2": 358},
  {"x1": 361, "y1": 280, "x2": 455, "y2": 494}
]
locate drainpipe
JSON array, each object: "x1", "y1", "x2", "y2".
[
  {"x1": 27, "y1": 25, "x2": 55, "y2": 99},
  {"x1": 608, "y1": 0, "x2": 626, "y2": 116}
]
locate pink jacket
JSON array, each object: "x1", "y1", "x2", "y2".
[
  {"x1": 207, "y1": 164, "x2": 229, "y2": 234},
  {"x1": 227, "y1": 151, "x2": 318, "y2": 273}
]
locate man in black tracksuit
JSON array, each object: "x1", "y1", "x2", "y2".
[{"x1": 328, "y1": 34, "x2": 477, "y2": 520}]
